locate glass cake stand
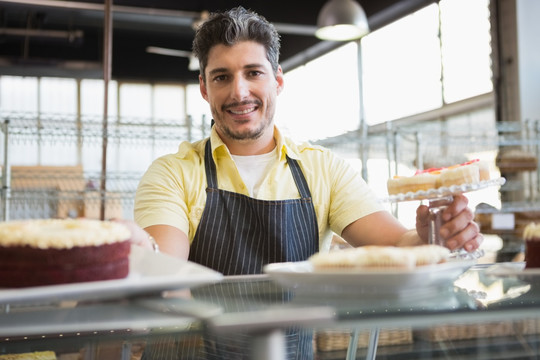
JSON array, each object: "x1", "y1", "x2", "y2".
[{"x1": 385, "y1": 177, "x2": 506, "y2": 260}]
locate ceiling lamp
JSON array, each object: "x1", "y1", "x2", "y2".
[{"x1": 315, "y1": 0, "x2": 369, "y2": 41}]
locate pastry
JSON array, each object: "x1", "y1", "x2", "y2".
[
  {"x1": 0, "y1": 352, "x2": 56, "y2": 360},
  {"x1": 309, "y1": 244, "x2": 449, "y2": 270},
  {"x1": 496, "y1": 149, "x2": 537, "y2": 172},
  {"x1": 387, "y1": 159, "x2": 487, "y2": 196},
  {"x1": 387, "y1": 173, "x2": 438, "y2": 195},
  {"x1": 405, "y1": 244, "x2": 451, "y2": 266},
  {"x1": 523, "y1": 222, "x2": 540, "y2": 268},
  {"x1": 0, "y1": 218, "x2": 131, "y2": 288},
  {"x1": 477, "y1": 160, "x2": 491, "y2": 181},
  {"x1": 439, "y1": 163, "x2": 480, "y2": 187}
]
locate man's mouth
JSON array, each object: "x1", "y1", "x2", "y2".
[
  {"x1": 223, "y1": 101, "x2": 261, "y2": 116},
  {"x1": 228, "y1": 107, "x2": 256, "y2": 115}
]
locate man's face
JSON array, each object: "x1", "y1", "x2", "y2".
[{"x1": 200, "y1": 41, "x2": 284, "y2": 144}]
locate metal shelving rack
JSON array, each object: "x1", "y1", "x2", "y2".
[{"x1": 0, "y1": 112, "x2": 208, "y2": 221}]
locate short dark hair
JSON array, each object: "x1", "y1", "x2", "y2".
[{"x1": 192, "y1": 6, "x2": 281, "y2": 82}]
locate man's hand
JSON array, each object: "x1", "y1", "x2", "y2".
[
  {"x1": 113, "y1": 219, "x2": 156, "y2": 251},
  {"x1": 416, "y1": 194, "x2": 483, "y2": 252}
]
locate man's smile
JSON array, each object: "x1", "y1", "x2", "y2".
[
  {"x1": 228, "y1": 106, "x2": 257, "y2": 115},
  {"x1": 223, "y1": 100, "x2": 261, "y2": 116}
]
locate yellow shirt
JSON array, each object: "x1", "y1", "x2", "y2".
[{"x1": 134, "y1": 126, "x2": 384, "y2": 251}]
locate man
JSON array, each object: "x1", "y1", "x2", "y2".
[
  {"x1": 134, "y1": 6, "x2": 482, "y2": 359},
  {"x1": 134, "y1": 7, "x2": 481, "y2": 268}
]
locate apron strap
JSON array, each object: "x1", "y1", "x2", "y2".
[
  {"x1": 204, "y1": 139, "x2": 219, "y2": 189},
  {"x1": 286, "y1": 155, "x2": 312, "y2": 200}
]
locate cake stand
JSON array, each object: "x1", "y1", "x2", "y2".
[{"x1": 385, "y1": 177, "x2": 506, "y2": 260}]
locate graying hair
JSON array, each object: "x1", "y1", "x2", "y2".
[{"x1": 192, "y1": 6, "x2": 281, "y2": 82}]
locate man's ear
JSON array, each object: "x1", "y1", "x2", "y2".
[
  {"x1": 199, "y1": 74, "x2": 209, "y2": 101},
  {"x1": 275, "y1": 66, "x2": 284, "y2": 95}
]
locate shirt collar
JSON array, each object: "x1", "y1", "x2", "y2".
[
  {"x1": 209, "y1": 126, "x2": 228, "y2": 156},
  {"x1": 274, "y1": 126, "x2": 300, "y2": 161},
  {"x1": 209, "y1": 124, "x2": 301, "y2": 162}
]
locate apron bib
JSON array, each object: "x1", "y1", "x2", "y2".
[{"x1": 188, "y1": 139, "x2": 319, "y2": 275}]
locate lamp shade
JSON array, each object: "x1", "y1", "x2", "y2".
[{"x1": 315, "y1": 0, "x2": 369, "y2": 41}]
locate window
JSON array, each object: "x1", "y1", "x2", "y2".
[
  {"x1": 39, "y1": 78, "x2": 77, "y2": 115},
  {"x1": 275, "y1": 42, "x2": 360, "y2": 142},
  {"x1": 361, "y1": 0, "x2": 492, "y2": 125},
  {"x1": 439, "y1": 0, "x2": 493, "y2": 103},
  {"x1": 119, "y1": 83, "x2": 152, "y2": 120},
  {"x1": 0, "y1": 76, "x2": 38, "y2": 113},
  {"x1": 277, "y1": 0, "x2": 493, "y2": 132},
  {"x1": 361, "y1": 4, "x2": 442, "y2": 125},
  {"x1": 153, "y1": 85, "x2": 185, "y2": 122},
  {"x1": 81, "y1": 79, "x2": 118, "y2": 117}
]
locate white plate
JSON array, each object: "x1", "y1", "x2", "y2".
[
  {"x1": 264, "y1": 259, "x2": 475, "y2": 297},
  {"x1": 0, "y1": 246, "x2": 223, "y2": 305}
]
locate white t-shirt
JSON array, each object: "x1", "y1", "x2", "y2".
[{"x1": 231, "y1": 148, "x2": 278, "y2": 198}]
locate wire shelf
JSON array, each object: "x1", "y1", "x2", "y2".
[
  {"x1": 0, "y1": 112, "x2": 211, "y2": 220},
  {"x1": 1, "y1": 169, "x2": 140, "y2": 220},
  {"x1": 0, "y1": 112, "x2": 208, "y2": 144}
]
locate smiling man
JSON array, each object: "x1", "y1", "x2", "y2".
[
  {"x1": 135, "y1": 6, "x2": 481, "y2": 271},
  {"x1": 134, "y1": 6, "x2": 481, "y2": 358}
]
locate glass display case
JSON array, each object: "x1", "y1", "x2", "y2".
[{"x1": 1, "y1": 263, "x2": 539, "y2": 359}]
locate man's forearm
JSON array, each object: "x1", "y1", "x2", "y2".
[{"x1": 396, "y1": 229, "x2": 427, "y2": 247}]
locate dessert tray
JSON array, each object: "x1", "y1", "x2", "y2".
[
  {"x1": 384, "y1": 177, "x2": 506, "y2": 261},
  {"x1": 263, "y1": 259, "x2": 476, "y2": 298},
  {"x1": 385, "y1": 177, "x2": 506, "y2": 202},
  {"x1": 0, "y1": 246, "x2": 223, "y2": 305}
]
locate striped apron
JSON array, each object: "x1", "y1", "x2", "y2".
[
  {"x1": 143, "y1": 139, "x2": 319, "y2": 360},
  {"x1": 188, "y1": 139, "x2": 319, "y2": 275}
]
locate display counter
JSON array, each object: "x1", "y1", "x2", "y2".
[{"x1": 1, "y1": 263, "x2": 539, "y2": 360}]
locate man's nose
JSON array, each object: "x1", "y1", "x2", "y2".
[{"x1": 231, "y1": 77, "x2": 250, "y2": 100}]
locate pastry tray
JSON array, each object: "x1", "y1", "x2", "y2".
[{"x1": 384, "y1": 177, "x2": 506, "y2": 203}]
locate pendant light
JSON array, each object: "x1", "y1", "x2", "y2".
[{"x1": 315, "y1": 0, "x2": 369, "y2": 41}]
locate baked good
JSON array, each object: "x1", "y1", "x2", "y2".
[
  {"x1": 309, "y1": 244, "x2": 449, "y2": 270},
  {"x1": 387, "y1": 159, "x2": 488, "y2": 196},
  {"x1": 405, "y1": 244, "x2": 451, "y2": 266},
  {"x1": 387, "y1": 173, "x2": 438, "y2": 195},
  {"x1": 0, "y1": 352, "x2": 56, "y2": 360},
  {"x1": 457, "y1": 159, "x2": 490, "y2": 181},
  {"x1": 523, "y1": 222, "x2": 540, "y2": 268},
  {"x1": 0, "y1": 219, "x2": 131, "y2": 288},
  {"x1": 439, "y1": 163, "x2": 480, "y2": 187},
  {"x1": 309, "y1": 246, "x2": 416, "y2": 269},
  {"x1": 477, "y1": 160, "x2": 491, "y2": 181},
  {"x1": 496, "y1": 149, "x2": 537, "y2": 172}
]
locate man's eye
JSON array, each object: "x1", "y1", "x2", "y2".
[
  {"x1": 213, "y1": 75, "x2": 227, "y2": 82},
  {"x1": 249, "y1": 71, "x2": 262, "y2": 77}
]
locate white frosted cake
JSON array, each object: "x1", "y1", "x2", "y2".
[{"x1": 0, "y1": 218, "x2": 131, "y2": 288}]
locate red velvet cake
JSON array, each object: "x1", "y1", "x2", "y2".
[
  {"x1": 0, "y1": 219, "x2": 131, "y2": 288},
  {"x1": 523, "y1": 222, "x2": 540, "y2": 269}
]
